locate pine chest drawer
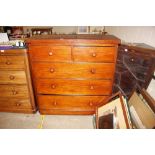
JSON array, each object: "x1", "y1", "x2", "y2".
[
  {"x1": 0, "y1": 49, "x2": 36, "y2": 113},
  {"x1": 0, "y1": 71, "x2": 27, "y2": 84},
  {"x1": 0, "y1": 55, "x2": 25, "y2": 69}
]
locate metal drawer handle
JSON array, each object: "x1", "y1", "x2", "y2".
[
  {"x1": 50, "y1": 68, "x2": 55, "y2": 73},
  {"x1": 51, "y1": 84, "x2": 56, "y2": 89},
  {"x1": 92, "y1": 53, "x2": 97, "y2": 57},
  {"x1": 90, "y1": 68, "x2": 96, "y2": 74},
  {"x1": 49, "y1": 51, "x2": 53, "y2": 56},
  {"x1": 9, "y1": 75, "x2": 15, "y2": 80},
  {"x1": 6, "y1": 61, "x2": 11, "y2": 65}
]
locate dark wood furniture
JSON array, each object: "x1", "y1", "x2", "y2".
[
  {"x1": 0, "y1": 48, "x2": 36, "y2": 113},
  {"x1": 113, "y1": 43, "x2": 155, "y2": 98},
  {"x1": 27, "y1": 35, "x2": 120, "y2": 115}
]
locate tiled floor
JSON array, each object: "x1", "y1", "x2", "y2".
[{"x1": 0, "y1": 112, "x2": 94, "y2": 129}]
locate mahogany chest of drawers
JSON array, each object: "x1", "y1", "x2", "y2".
[
  {"x1": 27, "y1": 35, "x2": 120, "y2": 114},
  {"x1": 0, "y1": 48, "x2": 36, "y2": 113}
]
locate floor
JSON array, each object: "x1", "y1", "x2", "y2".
[{"x1": 0, "y1": 112, "x2": 94, "y2": 129}]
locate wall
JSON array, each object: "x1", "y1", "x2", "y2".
[
  {"x1": 23, "y1": 26, "x2": 104, "y2": 34},
  {"x1": 106, "y1": 26, "x2": 155, "y2": 47}
]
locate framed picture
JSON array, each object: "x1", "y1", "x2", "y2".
[{"x1": 77, "y1": 26, "x2": 89, "y2": 34}]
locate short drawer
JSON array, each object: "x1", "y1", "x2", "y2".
[
  {"x1": 0, "y1": 98, "x2": 32, "y2": 109},
  {"x1": 0, "y1": 49, "x2": 26, "y2": 55},
  {"x1": 73, "y1": 46, "x2": 116, "y2": 62},
  {"x1": 0, "y1": 71, "x2": 27, "y2": 84},
  {"x1": 36, "y1": 79, "x2": 112, "y2": 95},
  {"x1": 0, "y1": 55, "x2": 25, "y2": 69},
  {"x1": 32, "y1": 62, "x2": 114, "y2": 79},
  {"x1": 29, "y1": 46, "x2": 71, "y2": 62},
  {"x1": 0, "y1": 85, "x2": 29, "y2": 98},
  {"x1": 37, "y1": 95, "x2": 108, "y2": 110}
]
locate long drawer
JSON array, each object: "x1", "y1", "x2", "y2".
[
  {"x1": 0, "y1": 85, "x2": 29, "y2": 98},
  {"x1": 0, "y1": 71, "x2": 27, "y2": 84},
  {"x1": 36, "y1": 79, "x2": 112, "y2": 95},
  {"x1": 32, "y1": 62, "x2": 114, "y2": 79},
  {"x1": 73, "y1": 46, "x2": 116, "y2": 62},
  {"x1": 37, "y1": 95, "x2": 108, "y2": 111},
  {"x1": 30, "y1": 46, "x2": 71, "y2": 62},
  {"x1": 0, "y1": 55, "x2": 25, "y2": 70},
  {"x1": 0, "y1": 98, "x2": 32, "y2": 109}
]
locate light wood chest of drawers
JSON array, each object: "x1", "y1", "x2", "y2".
[
  {"x1": 0, "y1": 49, "x2": 36, "y2": 113},
  {"x1": 28, "y1": 35, "x2": 120, "y2": 114}
]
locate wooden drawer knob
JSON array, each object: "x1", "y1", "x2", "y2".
[
  {"x1": 124, "y1": 48, "x2": 128, "y2": 52},
  {"x1": 130, "y1": 58, "x2": 134, "y2": 62},
  {"x1": 53, "y1": 101, "x2": 57, "y2": 106},
  {"x1": 89, "y1": 102, "x2": 93, "y2": 106},
  {"x1": 90, "y1": 68, "x2": 96, "y2": 74},
  {"x1": 90, "y1": 86, "x2": 94, "y2": 90},
  {"x1": 9, "y1": 75, "x2": 15, "y2": 80},
  {"x1": 49, "y1": 52, "x2": 53, "y2": 56},
  {"x1": 12, "y1": 90, "x2": 18, "y2": 95},
  {"x1": 16, "y1": 102, "x2": 21, "y2": 107},
  {"x1": 50, "y1": 68, "x2": 55, "y2": 73},
  {"x1": 92, "y1": 53, "x2": 97, "y2": 57},
  {"x1": 6, "y1": 61, "x2": 11, "y2": 65},
  {"x1": 51, "y1": 84, "x2": 56, "y2": 89}
]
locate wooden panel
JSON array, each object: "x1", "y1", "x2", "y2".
[
  {"x1": 0, "y1": 49, "x2": 26, "y2": 55},
  {"x1": 27, "y1": 35, "x2": 121, "y2": 45},
  {"x1": 0, "y1": 55, "x2": 25, "y2": 70},
  {"x1": 0, "y1": 85, "x2": 29, "y2": 98},
  {"x1": 39, "y1": 109, "x2": 95, "y2": 115},
  {"x1": 0, "y1": 71, "x2": 27, "y2": 84},
  {"x1": 29, "y1": 46, "x2": 71, "y2": 62},
  {"x1": 36, "y1": 79, "x2": 112, "y2": 95},
  {"x1": 73, "y1": 46, "x2": 116, "y2": 62},
  {"x1": 0, "y1": 98, "x2": 32, "y2": 109},
  {"x1": 32, "y1": 62, "x2": 114, "y2": 79},
  {"x1": 37, "y1": 95, "x2": 108, "y2": 110}
]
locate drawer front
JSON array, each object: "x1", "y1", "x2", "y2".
[
  {"x1": 30, "y1": 46, "x2": 71, "y2": 62},
  {"x1": 0, "y1": 49, "x2": 26, "y2": 55},
  {"x1": 73, "y1": 46, "x2": 116, "y2": 62},
  {"x1": 32, "y1": 62, "x2": 114, "y2": 79},
  {"x1": 37, "y1": 95, "x2": 108, "y2": 111},
  {"x1": 36, "y1": 79, "x2": 112, "y2": 95},
  {"x1": 0, "y1": 71, "x2": 27, "y2": 84},
  {"x1": 0, "y1": 85, "x2": 29, "y2": 98},
  {"x1": 0, "y1": 98, "x2": 32, "y2": 109},
  {"x1": 0, "y1": 55, "x2": 25, "y2": 69}
]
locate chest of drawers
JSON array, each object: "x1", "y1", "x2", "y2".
[
  {"x1": 28, "y1": 35, "x2": 120, "y2": 114},
  {"x1": 0, "y1": 49, "x2": 36, "y2": 113}
]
